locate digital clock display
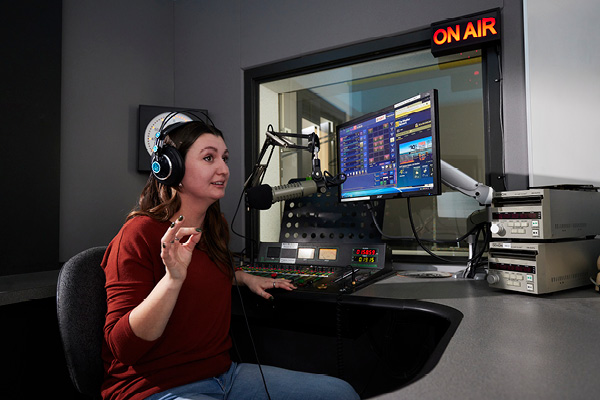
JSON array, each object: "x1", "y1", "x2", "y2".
[
  {"x1": 352, "y1": 255, "x2": 377, "y2": 263},
  {"x1": 353, "y1": 248, "x2": 378, "y2": 256}
]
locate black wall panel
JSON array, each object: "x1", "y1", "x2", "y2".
[{"x1": 1, "y1": 0, "x2": 62, "y2": 275}]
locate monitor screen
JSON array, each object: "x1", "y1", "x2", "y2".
[{"x1": 337, "y1": 89, "x2": 441, "y2": 203}]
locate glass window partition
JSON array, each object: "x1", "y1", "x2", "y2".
[{"x1": 254, "y1": 48, "x2": 488, "y2": 258}]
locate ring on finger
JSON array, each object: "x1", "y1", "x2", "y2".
[
  {"x1": 174, "y1": 237, "x2": 180, "y2": 241},
  {"x1": 273, "y1": 280, "x2": 276, "y2": 288}
]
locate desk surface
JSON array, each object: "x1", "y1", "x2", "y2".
[
  {"x1": 2, "y1": 267, "x2": 599, "y2": 399},
  {"x1": 356, "y1": 273, "x2": 600, "y2": 400},
  {"x1": 0, "y1": 270, "x2": 60, "y2": 306}
]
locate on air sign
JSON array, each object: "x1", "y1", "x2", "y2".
[{"x1": 431, "y1": 9, "x2": 501, "y2": 57}]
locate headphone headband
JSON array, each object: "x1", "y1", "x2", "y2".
[{"x1": 156, "y1": 110, "x2": 216, "y2": 141}]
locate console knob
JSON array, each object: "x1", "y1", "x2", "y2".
[
  {"x1": 487, "y1": 273, "x2": 501, "y2": 284},
  {"x1": 490, "y1": 223, "x2": 506, "y2": 236}
]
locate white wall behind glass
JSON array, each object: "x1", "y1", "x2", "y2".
[{"x1": 524, "y1": 0, "x2": 600, "y2": 187}]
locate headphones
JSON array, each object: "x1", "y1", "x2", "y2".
[{"x1": 150, "y1": 110, "x2": 216, "y2": 187}]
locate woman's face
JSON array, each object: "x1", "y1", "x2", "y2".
[{"x1": 179, "y1": 133, "x2": 230, "y2": 205}]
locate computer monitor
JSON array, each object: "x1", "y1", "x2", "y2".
[{"x1": 337, "y1": 89, "x2": 441, "y2": 203}]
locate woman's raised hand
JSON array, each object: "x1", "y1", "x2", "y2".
[{"x1": 160, "y1": 216, "x2": 202, "y2": 281}]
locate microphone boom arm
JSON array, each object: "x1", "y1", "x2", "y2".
[
  {"x1": 247, "y1": 125, "x2": 346, "y2": 192},
  {"x1": 244, "y1": 133, "x2": 277, "y2": 190},
  {"x1": 244, "y1": 125, "x2": 314, "y2": 190}
]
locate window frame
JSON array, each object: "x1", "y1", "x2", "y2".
[{"x1": 243, "y1": 27, "x2": 503, "y2": 256}]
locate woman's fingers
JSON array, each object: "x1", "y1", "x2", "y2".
[
  {"x1": 161, "y1": 215, "x2": 184, "y2": 247},
  {"x1": 174, "y1": 227, "x2": 202, "y2": 239},
  {"x1": 178, "y1": 227, "x2": 203, "y2": 248},
  {"x1": 259, "y1": 278, "x2": 297, "y2": 300},
  {"x1": 271, "y1": 279, "x2": 296, "y2": 291},
  {"x1": 160, "y1": 216, "x2": 202, "y2": 248}
]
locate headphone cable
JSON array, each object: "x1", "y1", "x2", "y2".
[{"x1": 229, "y1": 255, "x2": 272, "y2": 400}]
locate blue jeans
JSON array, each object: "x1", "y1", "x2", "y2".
[{"x1": 145, "y1": 362, "x2": 360, "y2": 400}]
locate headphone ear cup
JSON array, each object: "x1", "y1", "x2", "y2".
[{"x1": 151, "y1": 144, "x2": 185, "y2": 187}]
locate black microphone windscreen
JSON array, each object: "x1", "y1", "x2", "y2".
[{"x1": 246, "y1": 184, "x2": 273, "y2": 210}]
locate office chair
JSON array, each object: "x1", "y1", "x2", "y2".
[{"x1": 56, "y1": 246, "x2": 107, "y2": 398}]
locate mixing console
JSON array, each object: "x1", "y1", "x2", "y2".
[{"x1": 241, "y1": 241, "x2": 393, "y2": 293}]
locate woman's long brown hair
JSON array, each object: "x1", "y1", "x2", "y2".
[{"x1": 128, "y1": 121, "x2": 232, "y2": 277}]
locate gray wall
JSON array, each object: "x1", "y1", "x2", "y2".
[
  {"x1": 60, "y1": 0, "x2": 528, "y2": 261},
  {"x1": 61, "y1": 0, "x2": 176, "y2": 261}
]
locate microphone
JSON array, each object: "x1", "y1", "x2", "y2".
[{"x1": 246, "y1": 180, "x2": 322, "y2": 210}]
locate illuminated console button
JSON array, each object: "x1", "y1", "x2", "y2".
[
  {"x1": 526, "y1": 275, "x2": 534, "y2": 282},
  {"x1": 532, "y1": 221, "x2": 539, "y2": 227}
]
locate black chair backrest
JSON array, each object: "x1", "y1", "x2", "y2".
[{"x1": 56, "y1": 246, "x2": 107, "y2": 398}]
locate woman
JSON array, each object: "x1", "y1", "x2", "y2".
[{"x1": 101, "y1": 121, "x2": 360, "y2": 400}]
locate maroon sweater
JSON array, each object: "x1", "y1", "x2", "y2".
[{"x1": 100, "y1": 216, "x2": 232, "y2": 400}]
